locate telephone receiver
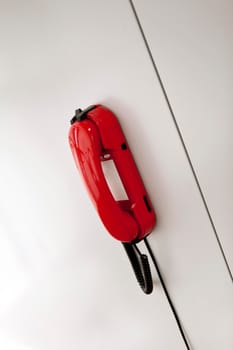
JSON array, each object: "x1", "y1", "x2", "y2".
[{"x1": 69, "y1": 104, "x2": 156, "y2": 294}]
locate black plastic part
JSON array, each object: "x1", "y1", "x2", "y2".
[
  {"x1": 143, "y1": 195, "x2": 151, "y2": 212},
  {"x1": 121, "y1": 143, "x2": 127, "y2": 150},
  {"x1": 122, "y1": 242, "x2": 153, "y2": 294},
  {"x1": 70, "y1": 105, "x2": 97, "y2": 124}
]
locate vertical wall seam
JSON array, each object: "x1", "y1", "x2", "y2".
[{"x1": 128, "y1": 0, "x2": 232, "y2": 280}]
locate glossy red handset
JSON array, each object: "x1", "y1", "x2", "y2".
[{"x1": 68, "y1": 104, "x2": 156, "y2": 243}]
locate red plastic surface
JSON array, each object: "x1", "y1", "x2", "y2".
[{"x1": 69, "y1": 104, "x2": 156, "y2": 242}]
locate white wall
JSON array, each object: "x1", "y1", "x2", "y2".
[{"x1": 0, "y1": 1, "x2": 232, "y2": 349}]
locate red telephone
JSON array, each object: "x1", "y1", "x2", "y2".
[{"x1": 69, "y1": 104, "x2": 156, "y2": 293}]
